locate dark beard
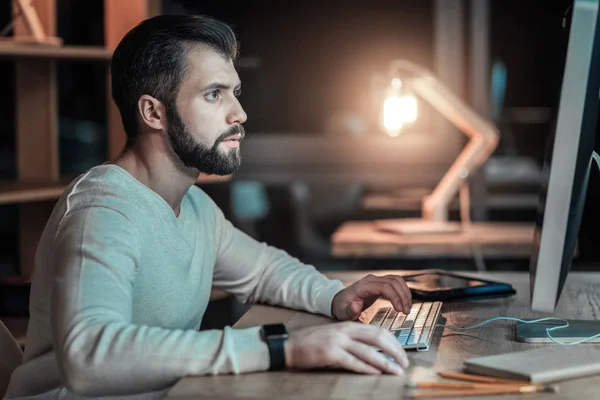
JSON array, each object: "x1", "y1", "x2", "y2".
[{"x1": 165, "y1": 105, "x2": 245, "y2": 175}]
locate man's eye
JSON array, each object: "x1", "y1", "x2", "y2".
[
  {"x1": 206, "y1": 90, "x2": 219, "y2": 100},
  {"x1": 234, "y1": 90, "x2": 242, "y2": 97}
]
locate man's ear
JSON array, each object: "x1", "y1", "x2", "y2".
[{"x1": 137, "y1": 94, "x2": 166, "y2": 131}]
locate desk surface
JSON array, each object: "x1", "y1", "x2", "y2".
[
  {"x1": 166, "y1": 271, "x2": 600, "y2": 400},
  {"x1": 331, "y1": 221, "x2": 535, "y2": 259}
]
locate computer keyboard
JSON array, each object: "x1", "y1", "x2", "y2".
[{"x1": 368, "y1": 301, "x2": 443, "y2": 351}]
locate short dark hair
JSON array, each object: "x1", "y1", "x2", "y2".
[{"x1": 110, "y1": 14, "x2": 239, "y2": 144}]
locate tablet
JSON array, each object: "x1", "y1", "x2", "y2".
[{"x1": 400, "y1": 269, "x2": 517, "y2": 301}]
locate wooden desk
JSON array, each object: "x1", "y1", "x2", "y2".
[
  {"x1": 361, "y1": 190, "x2": 540, "y2": 211},
  {"x1": 166, "y1": 270, "x2": 600, "y2": 400},
  {"x1": 331, "y1": 221, "x2": 535, "y2": 259}
]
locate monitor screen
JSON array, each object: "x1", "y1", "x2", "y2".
[{"x1": 529, "y1": 0, "x2": 600, "y2": 313}]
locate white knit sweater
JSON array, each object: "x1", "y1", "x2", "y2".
[{"x1": 4, "y1": 164, "x2": 344, "y2": 400}]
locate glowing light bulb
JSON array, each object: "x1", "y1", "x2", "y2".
[{"x1": 382, "y1": 78, "x2": 418, "y2": 136}]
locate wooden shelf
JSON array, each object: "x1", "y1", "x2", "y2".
[
  {"x1": 0, "y1": 43, "x2": 112, "y2": 60},
  {"x1": 0, "y1": 174, "x2": 229, "y2": 206},
  {"x1": 0, "y1": 180, "x2": 69, "y2": 205},
  {"x1": 0, "y1": 44, "x2": 263, "y2": 68},
  {"x1": 0, "y1": 43, "x2": 260, "y2": 67}
]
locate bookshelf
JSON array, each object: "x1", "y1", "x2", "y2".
[{"x1": 2, "y1": 0, "x2": 228, "y2": 278}]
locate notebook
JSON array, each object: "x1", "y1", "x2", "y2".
[{"x1": 463, "y1": 346, "x2": 600, "y2": 383}]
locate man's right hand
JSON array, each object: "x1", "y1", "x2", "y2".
[{"x1": 284, "y1": 322, "x2": 409, "y2": 375}]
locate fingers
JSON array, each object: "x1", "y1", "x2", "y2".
[
  {"x1": 386, "y1": 275, "x2": 412, "y2": 314},
  {"x1": 396, "y1": 276, "x2": 413, "y2": 306},
  {"x1": 334, "y1": 350, "x2": 382, "y2": 375},
  {"x1": 345, "y1": 341, "x2": 404, "y2": 375},
  {"x1": 364, "y1": 275, "x2": 412, "y2": 314},
  {"x1": 377, "y1": 285, "x2": 404, "y2": 315},
  {"x1": 346, "y1": 323, "x2": 410, "y2": 368}
]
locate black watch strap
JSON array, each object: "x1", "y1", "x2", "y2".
[{"x1": 260, "y1": 323, "x2": 288, "y2": 371}]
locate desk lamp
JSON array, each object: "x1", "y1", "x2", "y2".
[{"x1": 376, "y1": 60, "x2": 499, "y2": 234}]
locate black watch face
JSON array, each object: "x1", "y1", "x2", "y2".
[{"x1": 263, "y1": 324, "x2": 288, "y2": 338}]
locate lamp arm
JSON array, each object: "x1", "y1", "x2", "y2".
[{"x1": 411, "y1": 75, "x2": 499, "y2": 222}]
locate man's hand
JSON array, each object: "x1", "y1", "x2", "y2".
[
  {"x1": 331, "y1": 274, "x2": 412, "y2": 321},
  {"x1": 284, "y1": 322, "x2": 409, "y2": 375}
]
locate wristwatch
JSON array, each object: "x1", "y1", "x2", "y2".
[{"x1": 259, "y1": 323, "x2": 289, "y2": 371}]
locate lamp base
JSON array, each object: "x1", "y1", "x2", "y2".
[{"x1": 374, "y1": 218, "x2": 463, "y2": 235}]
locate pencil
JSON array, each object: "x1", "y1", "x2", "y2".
[
  {"x1": 408, "y1": 386, "x2": 555, "y2": 399},
  {"x1": 437, "y1": 371, "x2": 530, "y2": 385},
  {"x1": 405, "y1": 381, "x2": 555, "y2": 392}
]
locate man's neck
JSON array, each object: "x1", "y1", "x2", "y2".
[{"x1": 112, "y1": 139, "x2": 198, "y2": 217}]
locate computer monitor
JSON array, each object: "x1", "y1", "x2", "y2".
[
  {"x1": 529, "y1": 0, "x2": 600, "y2": 314},
  {"x1": 516, "y1": 0, "x2": 600, "y2": 344}
]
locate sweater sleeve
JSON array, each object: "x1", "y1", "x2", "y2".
[
  {"x1": 50, "y1": 206, "x2": 270, "y2": 397},
  {"x1": 211, "y1": 205, "x2": 345, "y2": 317}
]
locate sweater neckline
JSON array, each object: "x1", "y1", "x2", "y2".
[{"x1": 92, "y1": 163, "x2": 188, "y2": 220}]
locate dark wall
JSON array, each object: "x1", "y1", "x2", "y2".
[
  {"x1": 0, "y1": 1, "x2": 598, "y2": 271},
  {"x1": 170, "y1": 0, "x2": 435, "y2": 135}
]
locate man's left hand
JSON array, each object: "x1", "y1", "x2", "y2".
[{"x1": 331, "y1": 274, "x2": 412, "y2": 321}]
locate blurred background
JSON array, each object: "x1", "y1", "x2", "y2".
[{"x1": 0, "y1": 0, "x2": 598, "y2": 330}]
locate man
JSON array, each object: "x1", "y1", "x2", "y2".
[{"x1": 4, "y1": 14, "x2": 412, "y2": 400}]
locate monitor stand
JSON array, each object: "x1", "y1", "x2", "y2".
[{"x1": 516, "y1": 319, "x2": 600, "y2": 343}]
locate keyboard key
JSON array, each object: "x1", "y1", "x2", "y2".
[
  {"x1": 390, "y1": 313, "x2": 407, "y2": 331},
  {"x1": 369, "y1": 301, "x2": 442, "y2": 351},
  {"x1": 406, "y1": 334, "x2": 419, "y2": 346},
  {"x1": 369, "y1": 307, "x2": 390, "y2": 326},
  {"x1": 381, "y1": 310, "x2": 398, "y2": 330}
]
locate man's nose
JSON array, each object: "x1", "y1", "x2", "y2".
[{"x1": 228, "y1": 98, "x2": 247, "y2": 125}]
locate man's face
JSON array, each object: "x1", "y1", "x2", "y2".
[{"x1": 166, "y1": 46, "x2": 247, "y2": 175}]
